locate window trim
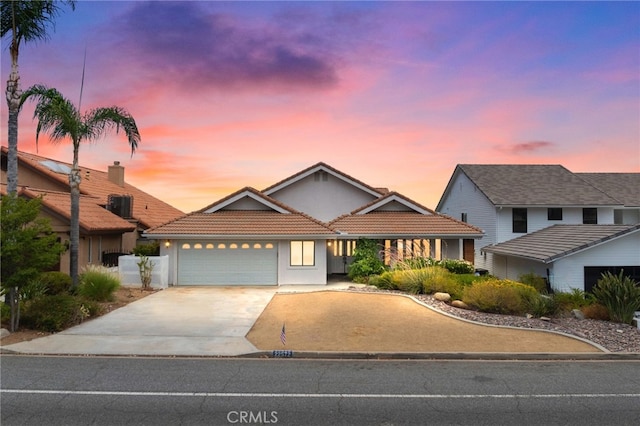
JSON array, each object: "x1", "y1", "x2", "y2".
[
  {"x1": 290, "y1": 240, "x2": 315, "y2": 266},
  {"x1": 512, "y1": 208, "x2": 528, "y2": 233},
  {"x1": 547, "y1": 208, "x2": 563, "y2": 221}
]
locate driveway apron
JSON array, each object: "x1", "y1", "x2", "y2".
[{"x1": 3, "y1": 287, "x2": 277, "y2": 357}]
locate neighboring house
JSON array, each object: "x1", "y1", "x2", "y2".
[
  {"x1": 1, "y1": 146, "x2": 184, "y2": 272},
  {"x1": 436, "y1": 164, "x2": 640, "y2": 291},
  {"x1": 145, "y1": 162, "x2": 483, "y2": 286}
]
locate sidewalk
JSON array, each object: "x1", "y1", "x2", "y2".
[{"x1": 1, "y1": 283, "x2": 627, "y2": 359}]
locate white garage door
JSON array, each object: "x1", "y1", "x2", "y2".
[{"x1": 177, "y1": 241, "x2": 277, "y2": 285}]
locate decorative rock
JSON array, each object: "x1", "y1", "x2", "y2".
[
  {"x1": 0, "y1": 328, "x2": 10, "y2": 340},
  {"x1": 540, "y1": 316, "x2": 551, "y2": 322},
  {"x1": 451, "y1": 300, "x2": 469, "y2": 309},
  {"x1": 571, "y1": 309, "x2": 585, "y2": 320},
  {"x1": 526, "y1": 313, "x2": 533, "y2": 319},
  {"x1": 433, "y1": 292, "x2": 451, "y2": 302}
]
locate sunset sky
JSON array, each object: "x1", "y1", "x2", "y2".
[{"x1": 2, "y1": 1, "x2": 638, "y2": 213}]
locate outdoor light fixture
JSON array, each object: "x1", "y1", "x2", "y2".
[{"x1": 164, "y1": 240, "x2": 171, "y2": 248}]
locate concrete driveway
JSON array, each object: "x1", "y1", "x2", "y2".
[{"x1": 2, "y1": 284, "x2": 354, "y2": 357}]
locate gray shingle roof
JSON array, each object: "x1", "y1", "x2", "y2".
[
  {"x1": 458, "y1": 164, "x2": 621, "y2": 206},
  {"x1": 482, "y1": 224, "x2": 640, "y2": 263},
  {"x1": 577, "y1": 173, "x2": 640, "y2": 207}
]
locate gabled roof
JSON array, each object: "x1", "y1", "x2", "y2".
[
  {"x1": 438, "y1": 164, "x2": 621, "y2": 208},
  {"x1": 328, "y1": 211, "x2": 483, "y2": 238},
  {"x1": 262, "y1": 162, "x2": 384, "y2": 198},
  {"x1": 198, "y1": 187, "x2": 293, "y2": 214},
  {"x1": 351, "y1": 191, "x2": 434, "y2": 215},
  {"x1": 482, "y1": 224, "x2": 640, "y2": 263},
  {"x1": 3, "y1": 147, "x2": 184, "y2": 228},
  {"x1": 577, "y1": 173, "x2": 640, "y2": 207},
  {"x1": 5, "y1": 186, "x2": 136, "y2": 233},
  {"x1": 144, "y1": 210, "x2": 336, "y2": 238}
]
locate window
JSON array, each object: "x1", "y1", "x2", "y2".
[
  {"x1": 461, "y1": 213, "x2": 468, "y2": 222},
  {"x1": 512, "y1": 208, "x2": 527, "y2": 233},
  {"x1": 583, "y1": 208, "x2": 598, "y2": 224},
  {"x1": 290, "y1": 241, "x2": 315, "y2": 266},
  {"x1": 547, "y1": 208, "x2": 562, "y2": 221}
]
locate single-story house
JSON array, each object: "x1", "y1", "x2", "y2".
[{"x1": 144, "y1": 162, "x2": 483, "y2": 286}]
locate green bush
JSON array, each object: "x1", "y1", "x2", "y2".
[
  {"x1": 422, "y1": 267, "x2": 465, "y2": 299},
  {"x1": 132, "y1": 241, "x2": 160, "y2": 256},
  {"x1": 462, "y1": 278, "x2": 539, "y2": 315},
  {"x1": 519, "y1": 272, "x2": 548, "y2": 293},
  {"x1": 522, "y1": 292, "x2": 558, "y2": 317},
  {"x1": 441, "y1": 259, "x2": 475, "y2": 274},
  {"x1": 592, "y1": 270, "x2": 640, "y2": 324},
  {"x1": 39, "y1": 271, "x2": 73, "y2": 295},
  {"x1": 392, "y1": 269, "x2": 428, "y2": 294},
  {"x1": 553, "y1": 288, "x2": 595, "y2": 312},
  {"x1": 348, "y1": 238, "x2": 386, "y2": 282},
  {"x1": 368, "y1": 271, "x2": 397, "y2": 290},
  {"x1": 20, "y1": 278, "x2": 49, "y2": 301},
  {"x1": 22, "y1": 294, "x2": 89, "y2": 332},
  {"x1": 78, "y1": 265, "x2": 121, "y2": 302},
  {"x1": 1, "y1": 303, "x2": 10, "y2": 325}
]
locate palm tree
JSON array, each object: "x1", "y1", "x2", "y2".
[
  {"x1": 20, "y1": 84, "x2": 141, "y2": 288},
  {"x1": 1, "y1": 0, "x2": 75, "y2": 195}
]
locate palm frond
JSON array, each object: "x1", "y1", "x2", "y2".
[{"x1": 85, "y1": 107, "x2": 141, "y2": 155}]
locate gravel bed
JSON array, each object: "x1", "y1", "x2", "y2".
[{"x1": 348, "y1": 286, "x2": 640, "y2": 353}]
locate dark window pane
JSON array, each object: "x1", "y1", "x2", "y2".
[
  {"x1": 583, "y1": 208, "x2": 598, "y2": 224},
  {"x1": 548, "y1": 208, "x2": 563, "y2": 221},
  {"x1": 513, "y1": 208, "x2": 527, "y2": 233}
]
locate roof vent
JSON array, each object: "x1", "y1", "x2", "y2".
[{"x1": 107, "y1": 194, "x2": 133, "y2": 219}]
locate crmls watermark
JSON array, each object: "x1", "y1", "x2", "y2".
[{"x1": 227, "y1": 410, "x2": 278, "y2": 424}]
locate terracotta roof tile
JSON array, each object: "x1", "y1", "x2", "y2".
[
  {"x1": 329, "y1": 211, "x2": 483, "y2": 237},
  {"x1": 18, "y1": 187, "x2": 136, "y2": 233},
  {"x1": 4, "y1": 147, "x2": 184, "y2": 228},
  {"x1": 145, "y1": 210, "x2": 337, "y2": 237}
]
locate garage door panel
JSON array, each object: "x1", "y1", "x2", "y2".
[{"x1": 178, "y1": 242, "x2": 277, "y2": 285}]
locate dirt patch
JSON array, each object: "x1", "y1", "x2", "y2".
[
  {"x1": 246, "y1": 291, "x2": 602, "y2": 353},
  {"x1": 0, "y1": 287, "x2": 155, "y2": 346}
]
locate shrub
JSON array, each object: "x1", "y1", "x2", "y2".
[
  {"x1": 462, "y1": 278, "x2": 539, "y2": 315},
  {"x1": 553, "y1": 289, "x2": 595, "y2": 312},
  {"x1": 441, "y1": 259, "x2": 475, "y2": 275},
  {"x1": 132, "y1": 241, "x2": 160, "y2": 257},
  {"x1": 348, "y1": 238, "x2": 386, "y2": 282},
  {"x1": 581, "y1": 303, "x2": 610, "y2": 321},
  {"x1": 39, "y1": 271, "x2": 73, "y2": 295},
  {"x1": 78, "y1": 265, "x2": 121, "y2": 302},
  {"x1": 392, "y1": 269, "x2": 428, "y2": 294},
  {"x1": 519, "y1": 272, "x2": 548, "y2": 293},
  {"x1": 1, "y1": 303, "x2": 10, "y2": 325},
  {"x1": 20, "y1": 277, "x2": 49, "y2": 301},
  {"x1": 22, "y1": 294, "x2": 89, "y2": 332},
  {"x1": 422, "y1": 267, "x2": 465, "y2": 299},
  {"x1": 522, "y1": 292, "x2": 558, "y2": 317},
  {"x1": 369, "y1": 271, "x2": 397, "y2": 290},
  {"x1": 592, "y1": 270, "x2": 640, "y2": 324}
]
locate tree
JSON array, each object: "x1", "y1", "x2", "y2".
[
  {"x1": 1, "y1": 194, "x2": 66, "y2": 331},
  {"x1": 1, "y1": 0, "x2": 75, "y2": 195},
  {"x1": 20, "y1": 84, "x2": 141, "y2": 288}
]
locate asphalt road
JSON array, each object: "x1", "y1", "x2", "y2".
[{"x1": 2, "y1": 356, "x2": 639, "y2": 425}]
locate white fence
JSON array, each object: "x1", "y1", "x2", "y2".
[{"x1": 118, "y1": 255, "x2": 169, "y2": 289}]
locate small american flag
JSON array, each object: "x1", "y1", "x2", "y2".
[{"x1": 280, "y1": 323, "x2": 286, "y2": 346}]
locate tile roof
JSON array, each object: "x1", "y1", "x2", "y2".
[
  {"x1": 482, "y1": 224, "x2": 640, "y2": 263},
  {"x1": 16, "y1": 187, "x2": 136, "y2": 233},
  {"x1": 328, "y1": 211, "x2": 483, "y2": 237},
  {"x1": 145, "y1": 210, "x2": 337, "y2": 237},
  {"x1": 577, "y1": 173, "x2": 640, "y2": 207},
  {"x1": 457, "y1": 164, "x2": 621, "y2": 206},
  {"x1": 5, "y1": 147, "x2": 184, "y2": 228}
]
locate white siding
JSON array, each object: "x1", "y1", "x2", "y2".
[
  {"x1": 278, "y1": 240, "x2": 328, "y2": 285},
  {"x1": 490, "y1": 254, "x2": 548, "y2": 282},
  {"x1": 437, "y1": 172, "x2": 495, "y2": 270},
  {"x1": 268, "y1": 173, "x2": 378, "y2": 223},
  {"x1": 551, "y1": 231, "x2": 640, "y2": 292}
]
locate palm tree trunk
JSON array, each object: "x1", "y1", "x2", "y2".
[
  {"x1": 69, "y1": 144, "x2": 81, "y2": 288},
  {"x1": 5, "y1": 68, "x2": 21, "y2": 195}
]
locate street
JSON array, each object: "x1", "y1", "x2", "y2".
[{"x1": 2, "y1": 356, "x2": 639, "y2": 425}]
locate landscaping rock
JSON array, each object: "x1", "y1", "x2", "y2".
[
  {"x1": 451, "y1": 300, "x2": 469, "y2": 309},
  {"x1": 0, "y1": 328, "x2": 9, "y2": 340},
  {"x1": 540, "y1": 316, "x2": 551, "y2": 322},
  {"x1": 434, "y1": 292, "x2": 451, "y2": 302},
  {"x1": 572, "y1": 309, "x2": 585, "y2": 320}
]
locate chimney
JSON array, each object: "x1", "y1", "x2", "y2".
[{"x1": 108, "y1": 161, "x2": 125, "y2": 187}]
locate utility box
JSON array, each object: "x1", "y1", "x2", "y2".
[{"x1": 118, "y1": 255, "x2": 169, "y2": 289}]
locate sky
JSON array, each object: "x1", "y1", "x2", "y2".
[{"x1": 2, "y1": 1, "x2": 639, "y2": 213}]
